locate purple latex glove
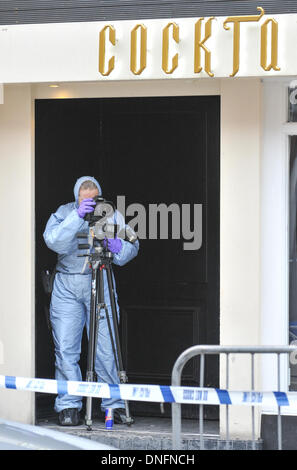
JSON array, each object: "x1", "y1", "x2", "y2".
[
  {"x1": 77, "y1": 198, "x2": 96, "y2": 218},
  {"x1": 104, "y1": 236, "x2": 122, "y2": 254}
]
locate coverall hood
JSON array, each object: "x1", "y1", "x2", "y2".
[{"x1": 73, "y1": 176, "x2": 102, "y2": 206}]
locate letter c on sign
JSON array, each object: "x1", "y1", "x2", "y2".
[
  {"x1": 162, "y1": 22, "x2": 180, "y2": 74},
  {"x1": 99, "y1": 25, "x2": 116, "y2": 76}
]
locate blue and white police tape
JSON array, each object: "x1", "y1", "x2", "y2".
[{"x1": 1, "y1": 375, "x2": 296, "y2": 410}]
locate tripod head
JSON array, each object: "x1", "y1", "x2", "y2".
[{"x1": 77, "y1": 230, "x2": 114, "y2": 271}]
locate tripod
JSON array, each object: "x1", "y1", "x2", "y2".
[{"x1": 79, "y1": 241, "x2": 133, "y2": 430}]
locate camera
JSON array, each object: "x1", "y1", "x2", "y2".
[
  {"x1": 84, "y1": 196, "x2": 118, "y2": 241},
  {"x1": 84, "y1": 196, "x2": 115, "y2": 225},
  {"x1": 83, "y1": 196, "x2": 138, "y2": 244}
]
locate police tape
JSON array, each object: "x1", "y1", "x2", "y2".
[{"x1": 1, "y1": 374, "x2": 297, "y2": 410}]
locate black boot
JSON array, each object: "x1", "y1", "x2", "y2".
[
  {"x1": 58, "y1": 408, "x2": 80, "y2": 426},
  {"x1": 113, "y1": 408, "x2": 135, "y2": 425}
]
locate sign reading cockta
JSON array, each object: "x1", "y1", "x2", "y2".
[
  {"x1": 99, "y1": 7, "x2": 280, "y2": 78},
  {"x1": 0, "y1": 7, "x2": 295, "y2": 83}
]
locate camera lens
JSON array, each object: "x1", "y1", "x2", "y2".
[{"x1": 94, "y1": 202, "x2": 114, "y2": 218}]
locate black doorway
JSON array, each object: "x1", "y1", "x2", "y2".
[{"x1": 35, "y1": 95, "x2": 220, "y2": 421}]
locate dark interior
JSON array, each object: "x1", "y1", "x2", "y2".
[{"x1": 35, "y1": 95, "x2": 220, "y2": 421}]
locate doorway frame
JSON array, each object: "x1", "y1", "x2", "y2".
[
  {"x1": 34, "y1": 82, "x2": 220, "y2": 420},
  {"x1": 261, "y1": 77, "x2": 297, "y2": 415},
  {"x1": 30, "y1": 77, "x2": 262, "y2": 438}
]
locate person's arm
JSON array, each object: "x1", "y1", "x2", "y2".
[
  {"x1": 112, "y1": 237, "x2": 140, "y2": 266},
  {"x1": 43, "y1": 205, "x2": 85, "y2": 254},
  {"x1": 105, "y1": 210, "x2": 140, "y2": 266}
]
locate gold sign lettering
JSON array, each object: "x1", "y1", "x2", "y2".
[
  {"x1": 261, "y1": 18, "x2": 280, "y2": 71},
  {"x1": 130, "y1": 24, "x2": 147, "y2": 75},
  {"x1": 97, "y1": 8, "x2": 282, "y2": 79},
  {"x1": 99, "y1": 25, "x2": 116, "y2": 76},
  {"x1": 223, "y1": 6, "x2": 265, "y2": 77},
  {"x1": 194, "y1": 17, "x2": 215, "y2": 77},
  {"x1": 162, "y1": 22, "x2": 180, "y2": 74}
]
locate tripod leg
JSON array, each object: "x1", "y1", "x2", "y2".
[
  {"x1": 105, "y1": 262, "x2": 125, "y2": 372},
  {"x1": 104, "y1": 304, "x2": 119, "y2": 372},
  {"x1": 104, "y1": 304, "x2": 132, "y2": 424},
  {"x1": 85, "y1": 267, "x2": 99, "y2": 431},
  {"x1": 105, "y1": 262, "x2": 133, "y2": 425}
]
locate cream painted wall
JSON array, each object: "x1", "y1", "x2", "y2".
[
  {"x1": 220, "y1": 78, "x2": 262, "y2": 438},
  {"x1": 0, "y1": 84, "x2": 35, "y2": 424},
  {"x1": 31, "y1": 77, "x2": 221, "y2": 99},
  {"x1": 0, "y1": 79, "x2": 263, "y2": 440}
]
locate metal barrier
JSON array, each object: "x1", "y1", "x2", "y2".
[{"x1": 171, "y1": 345, "x2": 297, "y2": 450}]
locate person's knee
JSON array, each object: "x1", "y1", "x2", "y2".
[{"x1": 55, "y1": 350, "x2": 81, "y2": 370}]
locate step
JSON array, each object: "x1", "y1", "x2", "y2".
[{"x1": 38, "y1": 416, "x2": 263, "y2": 450}]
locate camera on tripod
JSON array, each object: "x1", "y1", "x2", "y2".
[
  {"x1": 82, "y1": 195, "x2": 137, "y2": 246},
  {"x1": 76, "y1": 195, "x2": 136, "y2": 429},
  {"x1": 84, "y1": 196, "x2": 118, "y2": 242}
]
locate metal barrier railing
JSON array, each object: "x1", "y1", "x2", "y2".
[{"x1": 171, "y1": 345, "x2": 297, "y2": 450}]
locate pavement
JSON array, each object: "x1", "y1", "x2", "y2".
[
  {"x1": 38, "y1": 413, "x2": 264, "y2": 450},
  {"x1": 38, "y1": 415, "x2": 219, "y2": 450},
  {"x1": 38, "y1": 415, "x2": 263, "y2": 450}
]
